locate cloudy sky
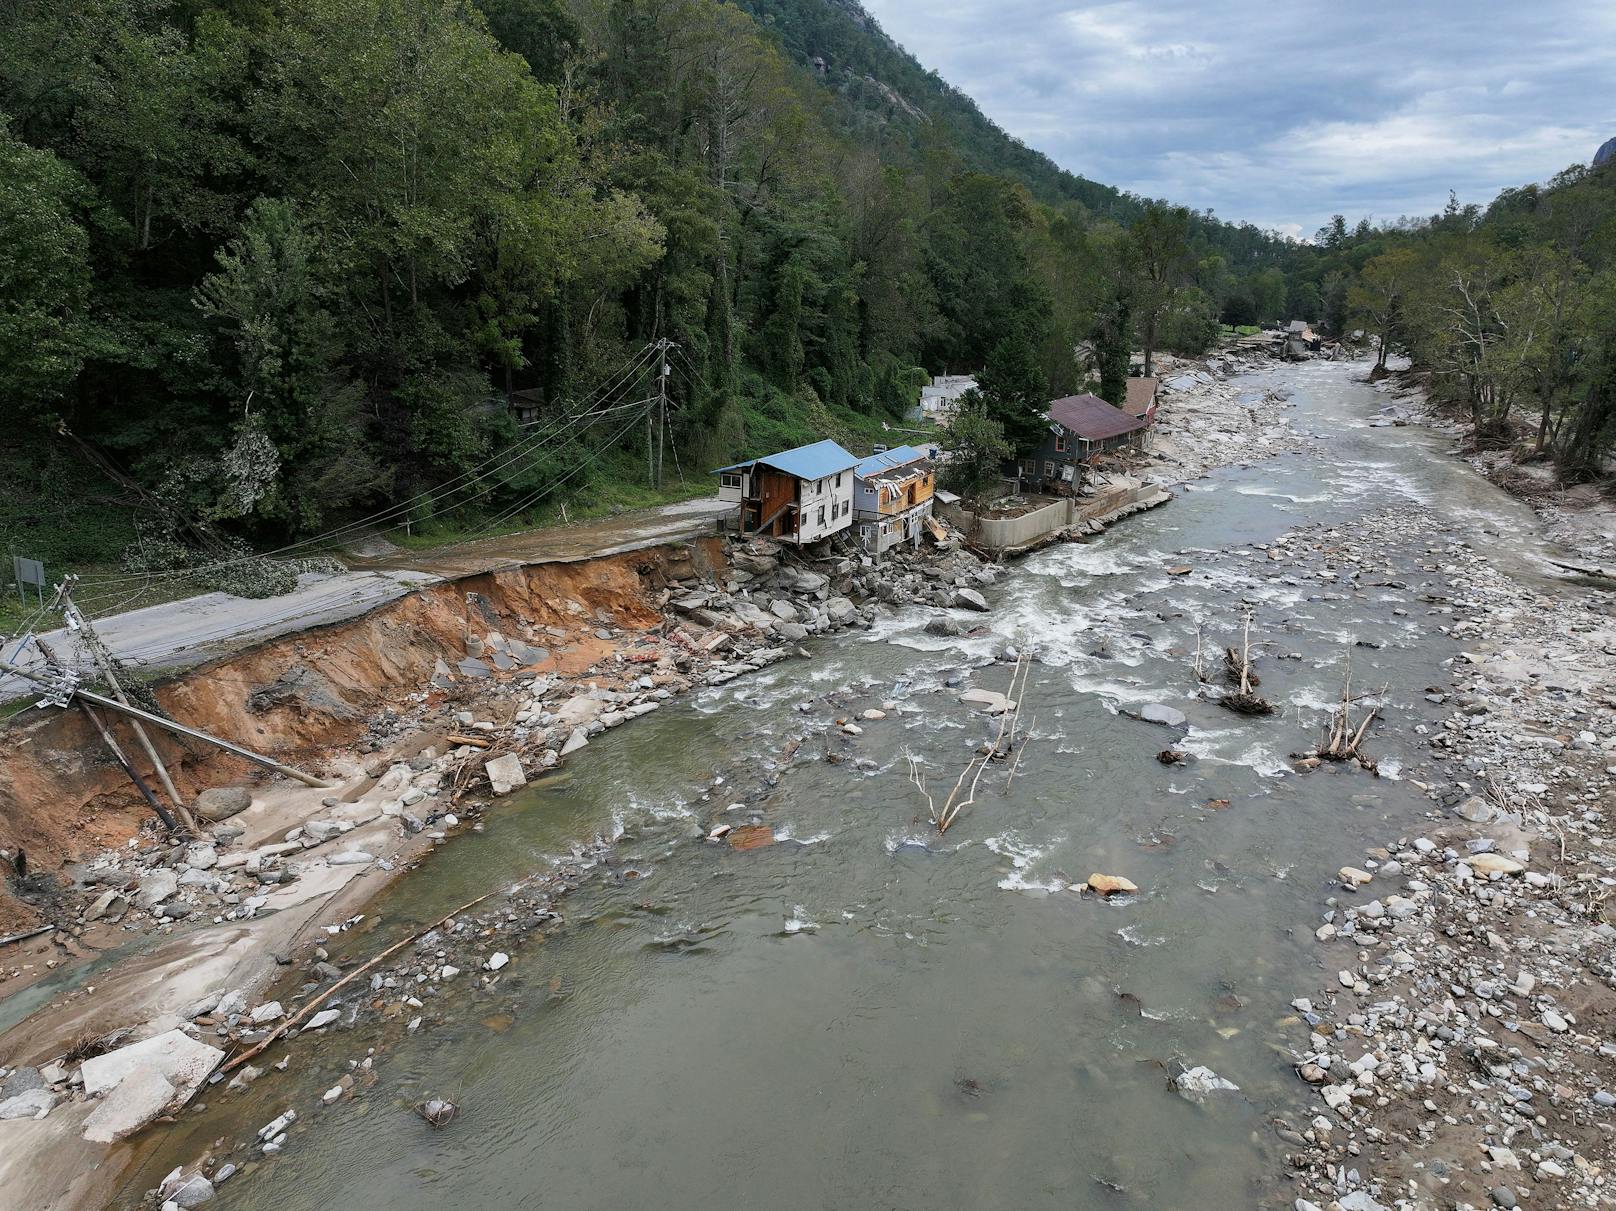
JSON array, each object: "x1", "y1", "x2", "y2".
[{"x1": 860, "y1": 0, "x2": 1616, "y2": 239}]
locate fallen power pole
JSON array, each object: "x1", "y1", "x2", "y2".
[
  {"x1": 57, "y1": 582, "x2": 199, "y2": 832},
  {"x1": 0, "y1": 657, "x2": 330, "y2": 789}
]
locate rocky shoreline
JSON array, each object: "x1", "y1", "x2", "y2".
[{"x1": 1273, "y1": 508, "x2": 1616, "y2": 1211}]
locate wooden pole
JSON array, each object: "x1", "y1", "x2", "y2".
[
  {"x1": 0, "y1": 658, "x2": 330, "y2": 788},
  {"x1": 79, "y1": 700, "x2": 181, "y2": 834},
  {"x1": 57, "y1": 594, "x2": 198, "y2": 833}
]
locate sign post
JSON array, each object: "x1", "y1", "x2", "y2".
[{"x1": 12, "y1": 556, "x2": 44, "y2": 609}]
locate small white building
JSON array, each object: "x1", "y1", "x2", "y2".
[
  {"x1": 852, "y1": 445, "x2": 935, "y2": 558},
  {"x1": 914, "y1": 374, "x2": 978, "y2": 422},
  {"x1": 714, "y1": 439, "x2": 858, "y2": 544}
]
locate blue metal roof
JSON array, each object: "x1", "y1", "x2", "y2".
[
  {"x1": 853, "y1": 445, "x2": 928, "y2": 478},
  {"x1": 713, "y1": 438, "x2": 858, "y2": 480}
]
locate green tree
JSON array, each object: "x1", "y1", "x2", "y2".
[
  {"x1": 975, "y1": 283, "x2": 1053, "y2": 453},
  {"x1": 195, "y1": 197, "x2": 384, "y2": 530},
  {"x1": 940, "y1": 390, "x2": 1011, "y2": 501},
  {"x1": 0, "y1": 120, "x2": 95, "y2": 426},
  {"x1": 1128, "y1": 204, "x2": 1192, "y2": 375}
]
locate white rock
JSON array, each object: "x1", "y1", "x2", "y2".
[
  {"x1": 327, "y1": 850, "x2": 375, "y2": 866},
  {"x1": 249, "y1": 1001, "x2": 284, "y2": 1025},
  {"x1": 304, "y1": 1009, "x2": 341, "y2": 1031},
  {"x1": 485, "y1": 952, "x2": 509, "y2": 972},
  {"x1": 0, "y1": 1088, "x2": 59, "y2": 1120},
  {"x1": 83, "y1": 1064, "x2": 177, "y2": 1143},
  {"x1": 258, "y1": 1109, "x2": 295, "y2": 1139}
]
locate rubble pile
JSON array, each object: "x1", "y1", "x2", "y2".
[{"x1": 1145, "y1": 352, "x2": 1309, "y2": 482}]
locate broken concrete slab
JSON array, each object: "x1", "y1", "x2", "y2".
[
  {"x1": 958, "y1": 688, "x2": 1015, "y2": 713},
  {"x1": 484, "y1": 752, "x2": 526, "y2": 796},
  {"x1": 82, "y1": 1065, "x2": 176, "y2": 1144},
  {"x1": 79, "y1": 1029, "x2": 224, "y2": 1101}
]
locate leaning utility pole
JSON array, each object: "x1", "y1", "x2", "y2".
[
  {"x1": 58, "y1": 578, "x2": 199, "y2": 832},
  {"x1": 0, "y1": 656, "x2": 329, "y2": 789}
]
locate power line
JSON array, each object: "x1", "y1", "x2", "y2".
[{"x1": 74, "y1": 344, "x2": 663, "y2": 595}]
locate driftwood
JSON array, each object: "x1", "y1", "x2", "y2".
[
  {"x1": 1218, "y1": 613, "x2": 1274, "y2": 716},
  {"x1": 221, "y1": 882, "x2": 516, "y2": 1073},
  {"x1": 908, "y1": 654, "x2": 1032, "y2": 834},
  {"x1": 1315, "y1": 650, "x2": 1382, "y2": 773}
]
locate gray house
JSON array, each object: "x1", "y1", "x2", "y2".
[{"x1": 1010, "y1": 394, "x2": 1148, "y2": 495}]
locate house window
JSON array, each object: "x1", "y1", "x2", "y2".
[
  {"x1": 720, "y1": 473, "x2": 742, "y2": 489},
  {"x1": 1054, "y1": 433, "x2": 1067, "y2": 454},
  {"x1": 836, "y1": 472, "x2": 843, "y2": 487},
  {"x1": 1044, "y1": 461, "x2": 1056, "y2": 479},
  {"x1": 817, "y1": 505, "x2": 826, "y2": 527},
  {"x1": 1021, "y1": 458, "x2": 1037, "y2": 477}
]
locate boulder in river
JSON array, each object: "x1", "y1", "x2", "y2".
[
  {"x1": 1087, "y1": 873, "x2": 1138, "y2": 896},
  {"x1": 1138, "y1": 704, "x2": 1186, "y2": 727},
  {"x1": 958, "y1": 689, "x2": 1015, "y2": 714}
]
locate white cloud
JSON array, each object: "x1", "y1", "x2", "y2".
[{"x1": 859, "y1": 0, "x2": 1616, "y2": 231}]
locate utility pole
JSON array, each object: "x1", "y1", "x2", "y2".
[
  {"x1": 651, "y1": 338, "x2": 675, "y2": 490},
  {"x1": 56, "y1": 578, "x2": 199, "y2": 834}
]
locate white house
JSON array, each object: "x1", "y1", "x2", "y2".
[
  {"x1": 714, "y1": 439, "x2": 858, "y2": 544},
  {"x1": 914, "y1": 373, "x2": 978, "y2": 422}
]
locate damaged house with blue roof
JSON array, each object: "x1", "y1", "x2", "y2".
[{"x1": 713, "y1": 439, "x2": 859, "y2": 544}]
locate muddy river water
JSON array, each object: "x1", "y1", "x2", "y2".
[{"x1": 123, "y1": 360, "x2": 1562, "y2": 1209}]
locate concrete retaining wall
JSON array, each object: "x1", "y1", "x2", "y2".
[{"x1": 951, "y1": 483, "x2": 1173, "y2": 553}]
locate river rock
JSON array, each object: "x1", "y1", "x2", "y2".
[
  {"x1": 304, "y1": 1009, "x2": 342, "y2": 1031},
  {"x1": 193, "y1": 787, "x2": 252, "y2": 822},
  {"x1": 170, "y1": 1174, "x2": 215, "y2": 1208},
  {"x1": 184, "y1": 843, "x2": 219, "y2": 870},
  {"x1": 1173, "y1": 1065, "x2": 1239, "y2": 1097},
  {"x1": 0, "y1": 1088, "x2": 58, "y2": 1120},
  {"x1": 1088, "y1": 873, "x2": 1138, "y2": 896},
  {"x1": 561, "y1": 728, "x2": 590, "y2": 756},
  {"x1": 328, "y1": 850, "x2": 374, "y2": 866},
  {"x1": 1338, "y1": 866, "x2": 1373, "y2": 888},
  {"x1": 1452, "y1": 794, "x2": 1496, "y2": 823},
  {"x1": 136, "y1": 869, "x2": 179, "y2": 909},
  {"x1": 1470, "y1": 852, "x2": 1524, "y2": 876},
  {"x1": 958, "y1": 689, "x2": 1015, "y2": 713},
  {"x1": 484, "y1": 753, "x2": 526, "y2": 796},
  {"x1": 951, "y1": 588, "x2": 989, "y2": 612},
  {"x1": 1139, "y1": 704, "x2": 1186, "y2": 727}
]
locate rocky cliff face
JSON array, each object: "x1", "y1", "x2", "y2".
[{"x1": 1595, "y1": 135, "x2": 1616, "y2": 168}]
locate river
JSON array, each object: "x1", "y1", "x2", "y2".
[{"x1": 120, "y1": 359, "x2": 1558, "y2": 1209}]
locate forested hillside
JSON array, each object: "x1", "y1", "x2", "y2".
[
  {"x1": 0, "y1": 0, "x2": 1304, "y2": 593},
  {"x1": 1314, "y1": 166, "x2": 1616, "y2": 480}
]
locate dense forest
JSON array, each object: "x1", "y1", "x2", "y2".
[
  {"x1": 1311, "y1": 165, "x2": 1616, "y2": 482},
  {"x1": 0, "y1": 0, "x2": 1316, "y2": 597}
]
